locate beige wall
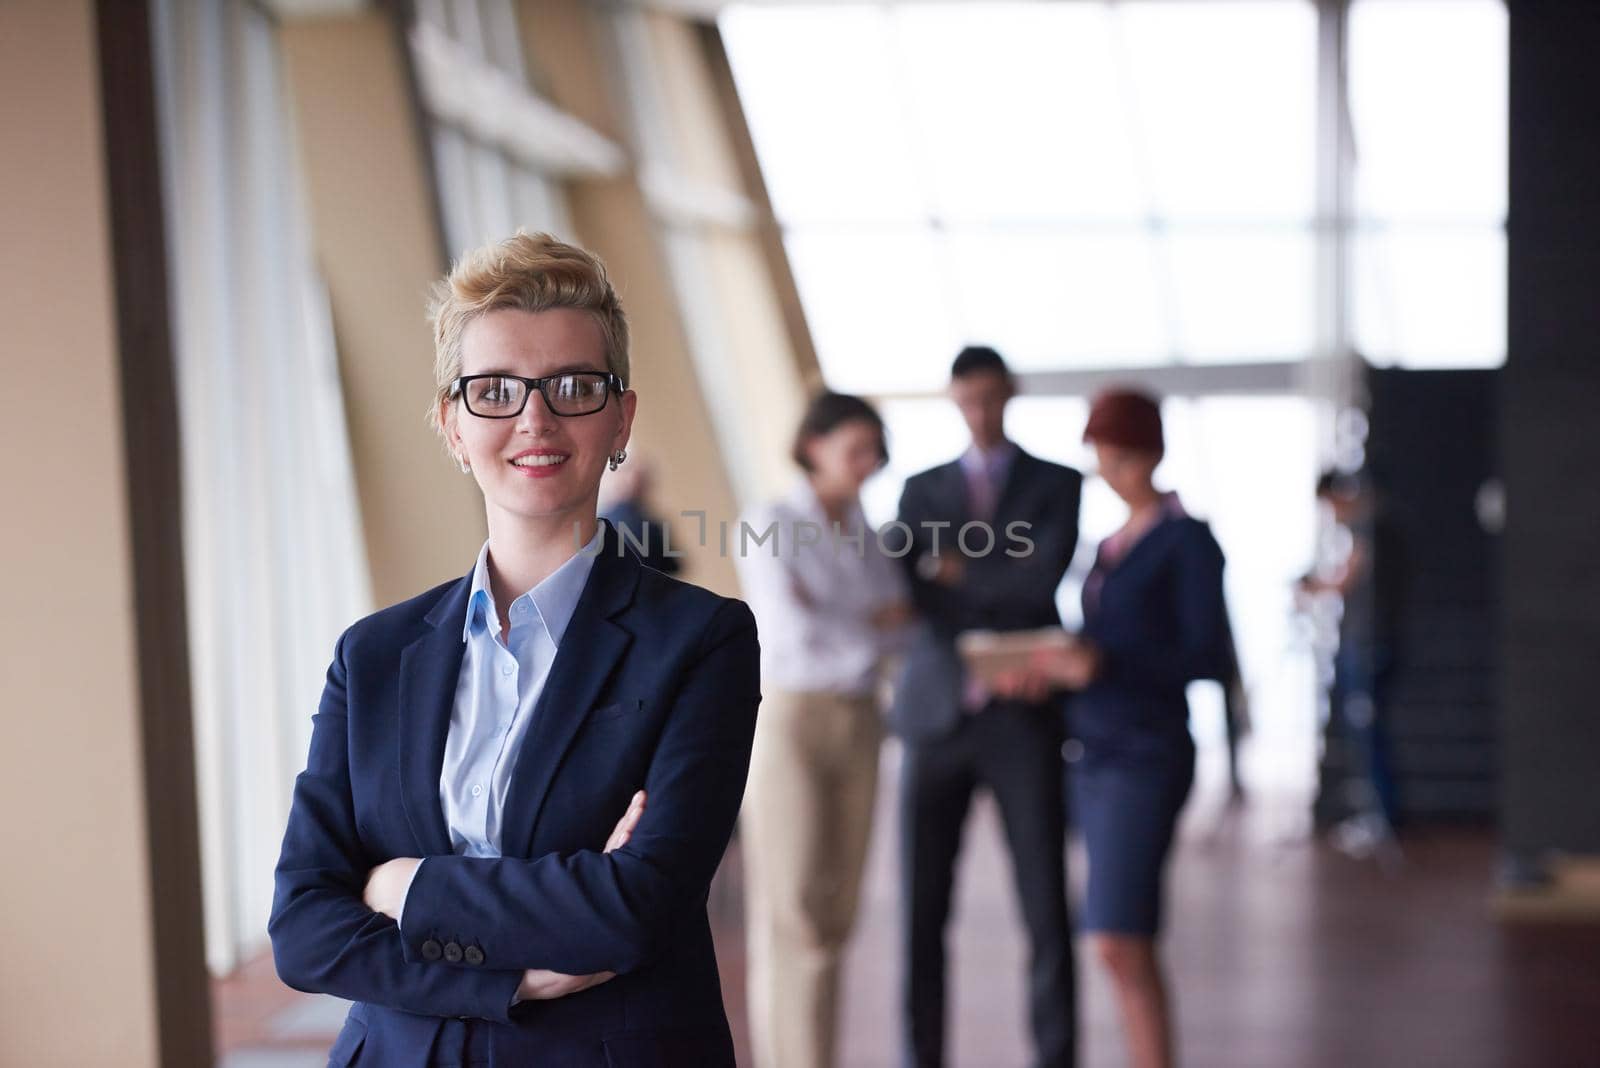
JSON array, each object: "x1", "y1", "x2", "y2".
[
  {"x1": 279, "y1": 14, "x2": 487, "y2": 607},
  {"x1": 0, "y1": 2, "x2": 161, "y2": 1064}
]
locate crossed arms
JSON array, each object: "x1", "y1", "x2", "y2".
[{"x1": 267, "y1": 600, "x2": 760, "y2": 1023}]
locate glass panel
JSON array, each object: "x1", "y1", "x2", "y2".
[
  {"x1": 1349, "y1": 0, "x2": 1508, "y2": 219},
  {"x1": 478, "y1": 0, "x2": 528, "y2": 80},
  {"x1": 1165, "y1": 228, "x2": 1316, "y2": 362},
  {"x1": 942, "y1": 228, "x2": 1169, "y2": 370},
  {"x1": 447, "y1": 0, "x2": 488, "y2": 60},
  {"x1": 468, "y1": 143, "x2": 515, "y2": 247},
  {"x1": 1160, "y1": 395, "x2": 1320, "y2": 789},
  {"x1": 511, "y1": 167, "x2": 572, "y2": 239},
  {"x1": 720, "y1": 6, "x2": 925, "y2": 224},
  {"x1": 414, "y1": 0, "x2": 449, "y2": 34},
  {"x1": 431, "y1": 125, "x2": 478, "y2": 260},
  {"x1": 784, "y1": 228, "x2": 964, "y2": 395},
  {"x1": 893, "y1": 4, "x2": 1145, "y2": 223},
  {"x1": 862, "y1": 398, "x2": 971, "y2": 528},
  {"x1": 1121, "y1": 1, "x2": 1317, "y2": 221},
  {"x1": 1352, "y1": 227, "x2": 1506, "y2": 368}
]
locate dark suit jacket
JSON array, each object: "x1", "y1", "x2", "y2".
[
  {"x1": 600, "y1": 499, "x2": 682, "y2": 576},
  {"x1": 889, "y1": 448, "x2": 1082, "y2": 741},
  {"x1": 268, "y1": 521, "x2": 760, "y2": 1067}
]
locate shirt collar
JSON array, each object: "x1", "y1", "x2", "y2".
[
  {"x1": 960, "y1": 439, "x2": 1017, "y2": 476},
  {"x1": 462, "y1": 528, "x2": 602, "y2": 646}
]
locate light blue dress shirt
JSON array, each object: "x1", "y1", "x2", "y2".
[{"x1": 400, "y1": 531, "x2": 600, "y2": 918}]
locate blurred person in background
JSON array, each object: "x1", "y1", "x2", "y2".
[
  {"x1": 735, "y1": 391, "x2": 912, "y2": 1068},
  {"x1": 893, "y1": 346, "x2": 1083, "y2": 1068},
  {"x1": 1303, "y1": 470, "x2": 1405, "y2": 844},
  {"x1": 269, "y1": 232, "x2": 760, "y2": 1067},
  {"x1": 1002, "y1": 387, "x2": 1229, "y2": 1068},
  {"x1": 600, "y1": 453, "x2": 681, "y2": 575}
]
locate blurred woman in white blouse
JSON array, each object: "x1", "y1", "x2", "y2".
[{"x1": 735, "y1": 391, "x2": 912, "y2": 1068}]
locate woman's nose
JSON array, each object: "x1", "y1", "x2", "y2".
[{"x1": 516, "y1": 391, "x2": 558, "y2": 435}]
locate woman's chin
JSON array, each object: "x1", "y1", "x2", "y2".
[{"x1": 489, "y1": 488, "x2": 595, "y2": 528}]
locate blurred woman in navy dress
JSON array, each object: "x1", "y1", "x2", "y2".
[{"x1": 1004, "y1": 388, "x2": 1229, "y2": 1068}]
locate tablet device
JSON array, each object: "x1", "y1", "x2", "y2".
[{"x1": 956, "y1": 626, "x2": 1074, "y2": 687}]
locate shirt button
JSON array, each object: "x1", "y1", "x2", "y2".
[
  {"x1": 501, "y1": 664, "x2": 514, "y2": 676},
  {"x1": 471, "y1": 784, "x2": 483, "y2": 798}
]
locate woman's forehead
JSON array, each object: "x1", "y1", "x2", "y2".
[{"x1": 459, "y1": 307, "x2": 605, "y2": 376}]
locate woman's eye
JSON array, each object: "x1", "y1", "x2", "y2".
[{"x1": 475, "y1": 380, "x2": 514, "y2": 404}]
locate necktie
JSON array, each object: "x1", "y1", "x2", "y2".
[{"x1": 968, "y1": 455, "x2": 999, "y2": 523}]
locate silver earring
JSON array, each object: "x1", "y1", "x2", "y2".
[
  {"x1": 608, "y1": 448, "x2": 628, "y2": 472},
  {"x1": 458, "y1": 455, "x2": 471, "y2": 473}
]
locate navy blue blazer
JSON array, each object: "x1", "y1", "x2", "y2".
[
  {"x1": 268, "y1": 521, "x2": 760, "y2": 1067},
  {"x1": 889, "y1": 449, "x2": 1082, "y2": 742}
]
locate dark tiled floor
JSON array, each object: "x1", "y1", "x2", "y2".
[{"x1": 216, "y1": 745, "x2": 1600, "y2": 1067}]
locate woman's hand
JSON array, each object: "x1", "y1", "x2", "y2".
[
  {"x1": 1032, "y1": 641, "x2": 1102, "y2": 690},
  {"x1": 870, "y1": 600, "x2": 916, "y2": 630},
  {"x1": 516, "y1": 967, "x2": 616, "y2": 1001},
  {"x1": 990, "y1": 666, "x2": 1055, "y2": 703},
  {"x1": 362, "y1": 857, "x2": 420, "y2": 921},
  {"x1": 604, "y1": 790, "x2": 646, "y2": 853},
  {"x1": 516, "y1": 790, "x2": 645, "y2": 1001}
]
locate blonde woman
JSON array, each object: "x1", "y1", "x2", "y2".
[{"x1": 270, "y1": 233, "x2": 760, "y2": 1067}]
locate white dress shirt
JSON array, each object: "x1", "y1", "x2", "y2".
[{"x1": 735, "y1": 480, "x2": 908, "y2": 696}]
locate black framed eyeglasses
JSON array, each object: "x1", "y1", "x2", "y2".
[{"x1": 450, "y1": 371, "x2": 623, "y2": 418}]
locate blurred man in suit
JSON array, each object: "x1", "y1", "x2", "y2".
[{"x1": 891, "y1": 346, "x2": 1082, "y2": 1068}]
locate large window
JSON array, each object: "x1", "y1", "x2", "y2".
[
  {"x1": 1349, "y1": 0, "x2": 1507, "y2": 368},
  {"x1": 723, "y1": 0, "x2": 1507, "y2": 389},
  {"x1": 412, "y1": 0, "x2": 582, "y2": 256}
]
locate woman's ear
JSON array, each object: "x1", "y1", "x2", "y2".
[
  {"x1": 439, "y1": 397, "x2": 459, "y2": 447},
  {"x1": 614, "y1": 389, "x2": 638, "y2": 451}
]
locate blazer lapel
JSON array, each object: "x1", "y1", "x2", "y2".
[
  {"x1": 500, "y1": 522, "x2": 640, "y2": 859},
  {"x1": 938, "y1": 460, "x2": 973, "y2": 527},
  {"x1": 397, "y1": 575, "x2": 470, "y2": 857},
  {"x1": 993, "y1": 449, "x2": 1036, "y2": 524}
]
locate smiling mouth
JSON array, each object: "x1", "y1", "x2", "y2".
[{"x1": 510, "y1": 454, "x2": 569, "y2": 469}]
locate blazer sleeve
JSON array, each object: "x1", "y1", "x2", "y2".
[
  {"x1": 896, "y1": 474, "x2": 963, "y2": 630},
  {"x1": 268, "y1": 629, "x2": 524, "y2": 1021},
  {"x1": 394, "y1": 598, "x2": 761, "y2": 976},
  {"x1": 1095, "y1": 524, "x2": 1231, "y2": 692}
]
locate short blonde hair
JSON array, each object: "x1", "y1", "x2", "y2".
[{"x1": 426, "y1": 231, "x2": 630, "y2": 445}]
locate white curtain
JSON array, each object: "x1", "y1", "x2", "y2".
[{"x1": 151, "y1": 0, "x2": 372, "y2": 975}]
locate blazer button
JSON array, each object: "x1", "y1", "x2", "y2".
[
  {"x1": 464, "y1": 945, "x2": 485, "y2": 966},
  {"x1": 421, "y1": 939, "x2": 443, "y2": 962},
  {"x1": 443, "y1": 941, "x2": 464, "y2": 963}
]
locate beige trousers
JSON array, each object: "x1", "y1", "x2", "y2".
[{"x1": 741, "y1": 689, "x2": 883, "y2": 1068}]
